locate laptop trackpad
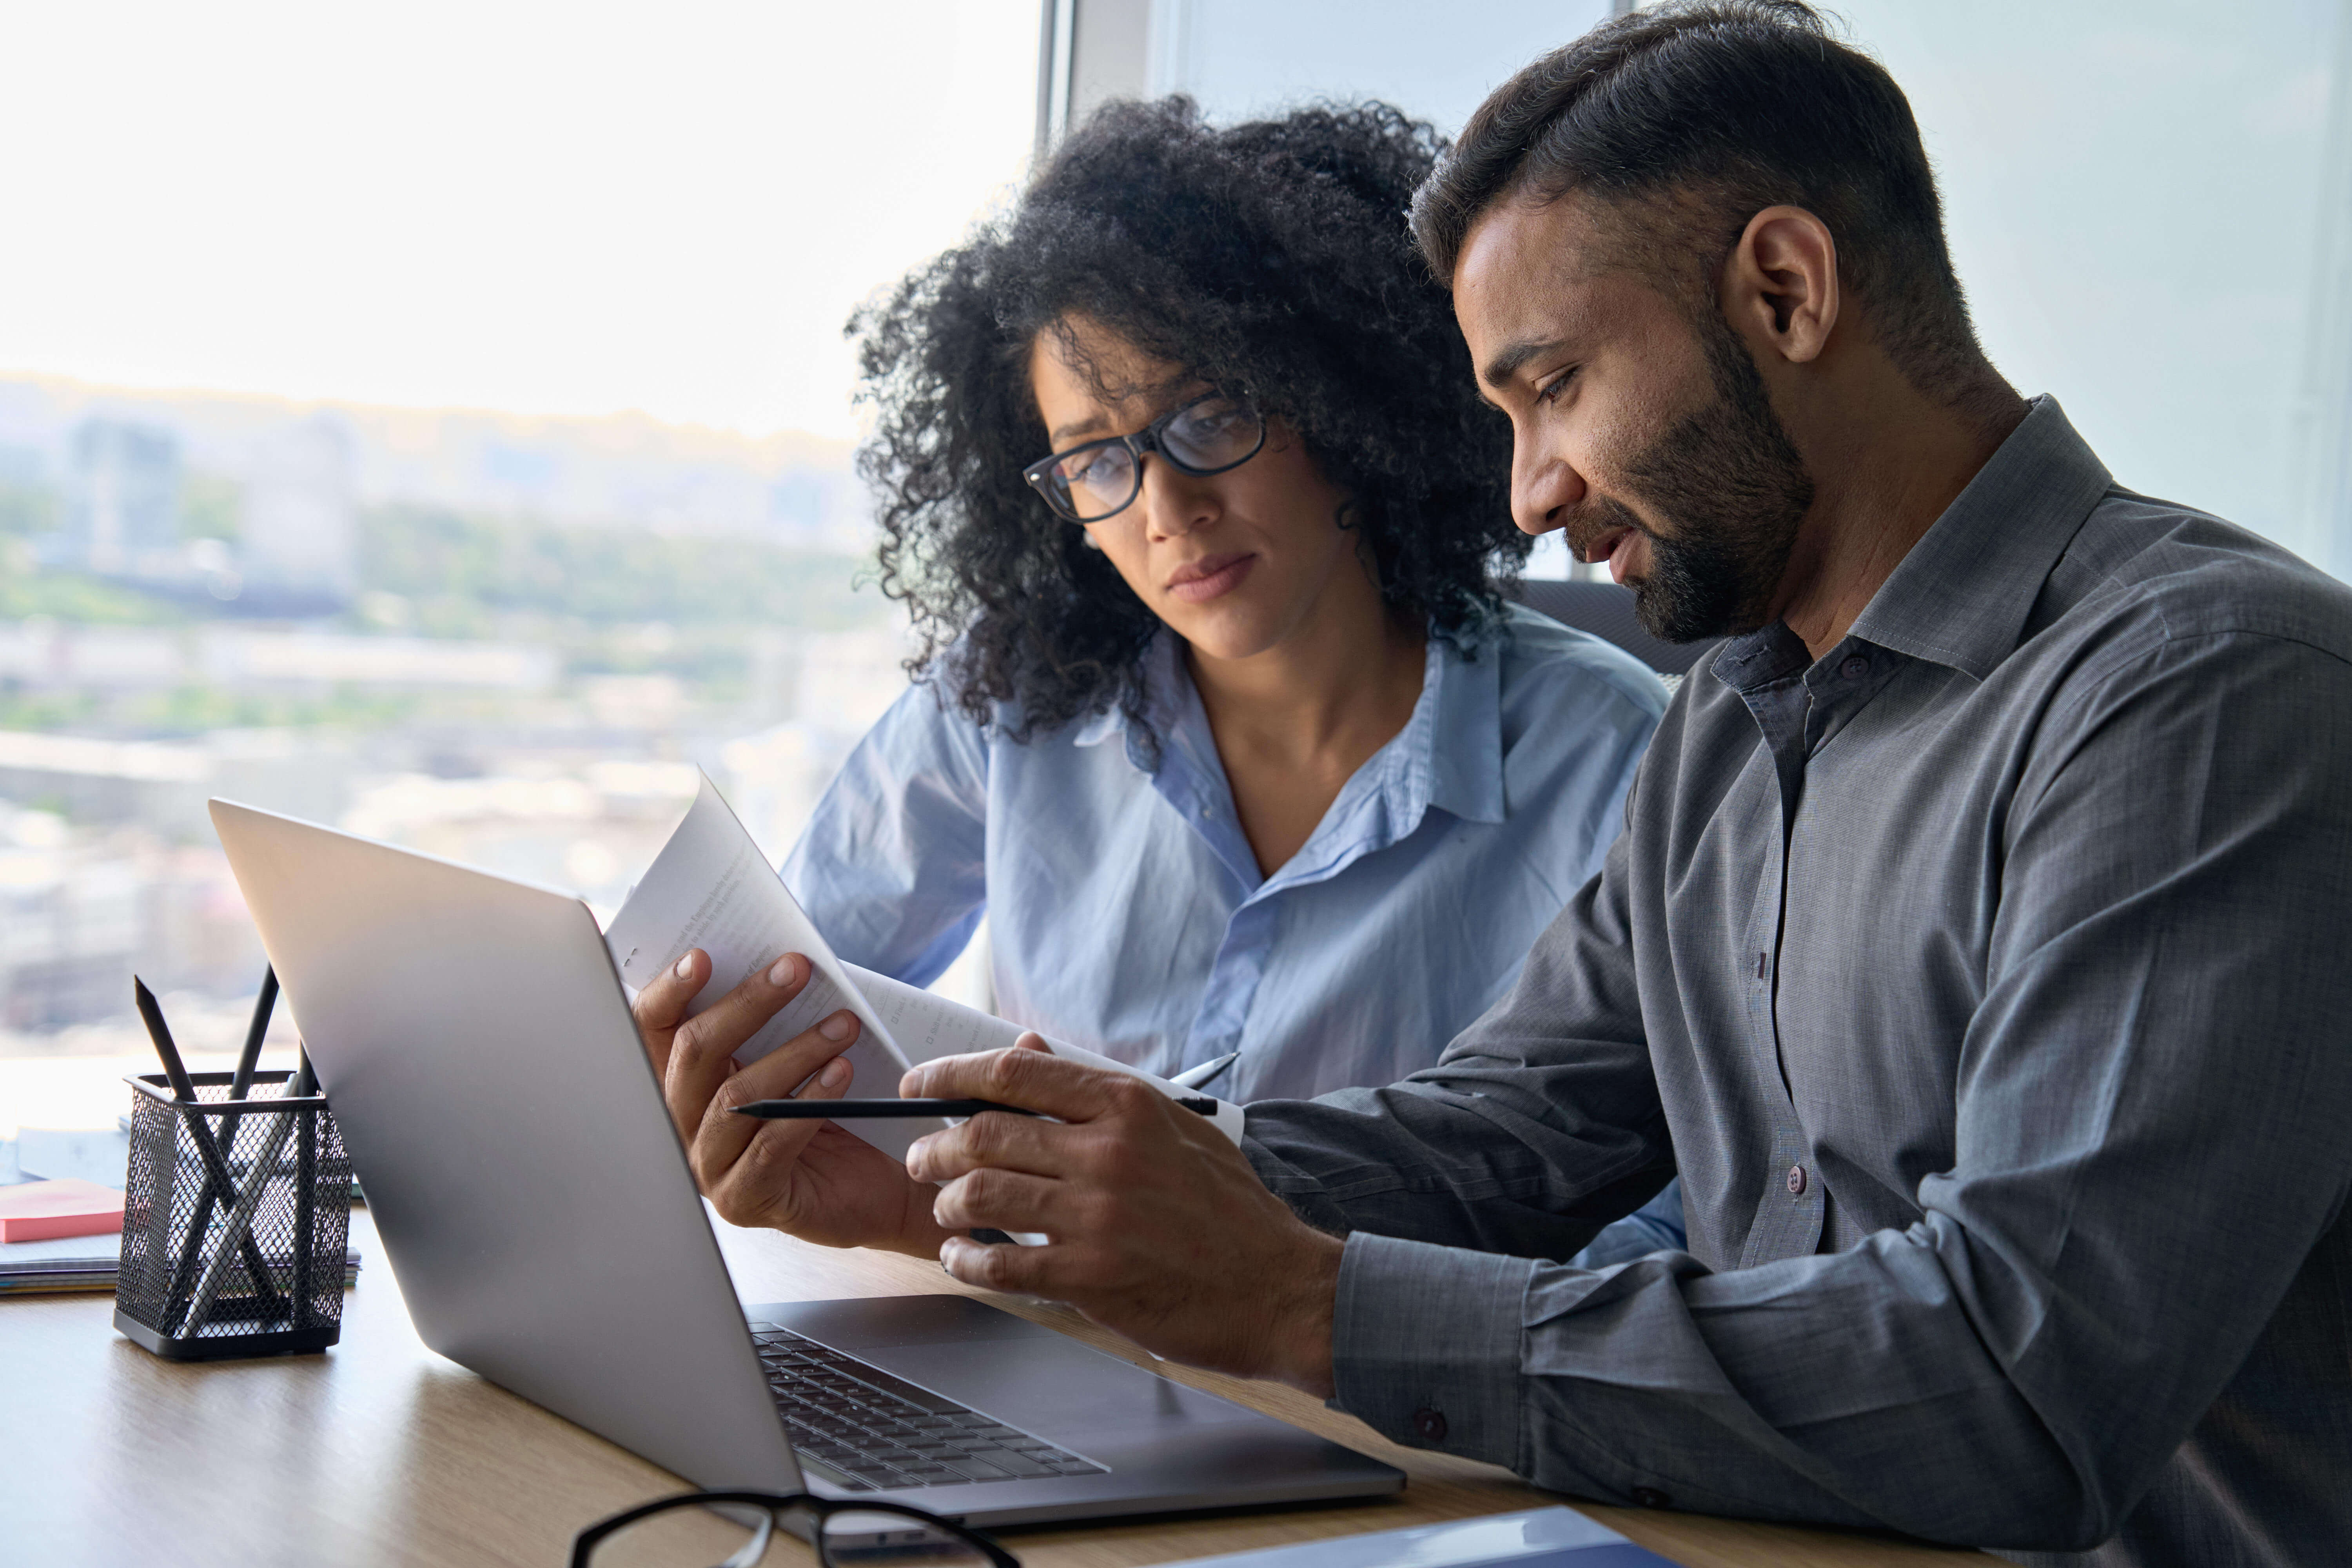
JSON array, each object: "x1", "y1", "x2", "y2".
[{"x1": 753, "y1": 1296, "x2": 1267, "y2": 1452}]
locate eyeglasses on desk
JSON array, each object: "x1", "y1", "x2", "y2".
[{"x1": 572, "y1": 1489, "x2": 1020, "y2": 1568}]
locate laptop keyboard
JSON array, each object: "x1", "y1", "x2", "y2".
[{"x1": 750, "y1": 1323, "x2": 1109, "y2": 1491}]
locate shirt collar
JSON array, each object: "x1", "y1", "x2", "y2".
[
  {"x1": 1708, "y1": 396, "x2": 2111, "y2": 689},
  {"x1": 1070, "y1": 702, "x2": 1126, "y2": 750},
  {"x1": 1422, "y1": 628, "x2": 1507, "y2": 826},
  {"x1": 1846, "y1": 395, "x2": 2112, "y2": 681},
  {"x1": 1068, "y1": 632, "x2": 1188, "y2": 765},
  {"x1": 1069, "y1": 623, "x2": 1507, "y2": 826}
]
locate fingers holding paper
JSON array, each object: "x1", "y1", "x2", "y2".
[
  {"x1": 903, "y1": 1040, "x2": 1342, "y2": 1395},
  {"x1": 629, "y1": 948, "x2": 951, "y2": 1253},
  {"x1": 631, "y1": 946, "x2": 842, "y2": 1182}
]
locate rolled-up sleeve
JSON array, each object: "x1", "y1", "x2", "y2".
[{"x1": 783, "y1": 681, "x2": 992, "y2": 987}]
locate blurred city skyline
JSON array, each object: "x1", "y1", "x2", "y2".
[{"x1": 0, "y1": 370, "x2": 871, "y2": 559}]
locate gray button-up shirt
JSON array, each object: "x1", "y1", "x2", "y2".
[{"x1": 1245, "y1": 400, "x2": 2352, "y2": 1565}]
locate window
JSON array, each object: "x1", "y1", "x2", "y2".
[
  {"x1": 1047, "y1": 0, "x2": 2352, "y2": 578},
  {"x1": 0, "y1": 3, "x2": 1033, "y2": 1110}
]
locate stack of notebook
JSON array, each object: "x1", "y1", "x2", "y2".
[
  {"x1": 2, "y1": 1129, "x2": 362, "y2": 1298},
  {"x1": 0, "y1": 1176, "x2": 126, "y2": 1241},
  {"x1": 0, "y1": 1230, "x2": 363, "y2": 1296},
  {"x1": 0, "y1": 1175, "x2": 130, "y2": 1293}
]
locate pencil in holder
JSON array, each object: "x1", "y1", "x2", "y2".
[{"x1": 113, "y1": 1070, "x2": 354, "y2": 1360}]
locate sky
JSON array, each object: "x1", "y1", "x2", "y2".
[{"x1": 0, "y1": 1, "x2": 1039, "y2": 442}]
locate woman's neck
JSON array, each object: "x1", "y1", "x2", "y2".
[{"x1": 1185, "y1": 581, "x2": 1428, "y2": 878}]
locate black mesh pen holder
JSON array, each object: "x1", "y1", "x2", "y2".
[{"x1": 114, "y1": 1070, "x2": 354, "y2": 1361}]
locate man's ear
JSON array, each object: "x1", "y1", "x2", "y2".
[{"x1": 1722, "y1": 205, "x2": 1839, "y2": 366}]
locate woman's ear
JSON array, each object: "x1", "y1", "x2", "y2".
[{"x1": 1339, "y1": 498, "x2": 1384, "y2": 586}]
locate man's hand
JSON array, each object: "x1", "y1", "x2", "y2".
[
  {"x1": 632, "y1": 949, "x2": 955, "y2": 1258},
  {"x1": 902, "y1": 1045, "x2": 1343, "y2": 1395}
]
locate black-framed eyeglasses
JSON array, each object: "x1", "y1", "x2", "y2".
[
  {"x1": 1022, "y1": 392, "x2": 1267, "y2": 523},
  {"x1": 571, "y1": 1489, "x2": 1020, "y2": 1568}
]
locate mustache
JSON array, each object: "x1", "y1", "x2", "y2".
[{"x1": 1563, "y1": 497, "x2": 1653, "y2": 564}]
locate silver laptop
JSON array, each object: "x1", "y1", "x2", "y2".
[{"x1": 209, "y1": 799, "x2": 1402, "y2": 1527}]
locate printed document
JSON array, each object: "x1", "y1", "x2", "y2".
[
  {"x1": 603, "y1": 775, "x2": 1241, "y2": 1165},
  {"x1": 601, "y1": 775, "x2": 937, "y2": 1158}
]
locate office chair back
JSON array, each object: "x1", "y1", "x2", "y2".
[{"x1": 1506, "y1": 578, "x2": 1713, "y2": 677}]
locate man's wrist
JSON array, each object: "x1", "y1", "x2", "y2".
[{"x1": 1270, "y1": 1227, "x2": 1344, "y2": 1397}]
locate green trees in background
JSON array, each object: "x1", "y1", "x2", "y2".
[
  {"x1": 1, "y1": 485, "x2": 888, "y2": 728},
  {"x1": 359, "y1": 503, "x2": 880, "y2": 633},
  {"x1": 0, "y1": 479, "x2": 884, "y2": 639}
]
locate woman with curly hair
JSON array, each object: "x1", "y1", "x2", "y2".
[{"x1": 782, "y1": 98, "x2": 1671, "y2": 1240}]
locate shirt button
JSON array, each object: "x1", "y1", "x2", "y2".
[
  {"x1": 1411, "y1": 1406, "x2": 1448, "y2": 1443},
  {"x1": 1631, "y1": 1486, "x2": 1672, "y2": 1509},
  {"x1": 1839, "y1": 655, "x2": 1870, "y2": 680},
  {"x1": 1786, "y1": 1164, "x2": 1808, "y2": 1196},
  {"x1": 1200, "y1": 804, "x2": 1212, "y2": 818}
]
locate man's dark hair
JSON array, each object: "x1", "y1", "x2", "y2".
[
  {"x1": 853, "y1": 97, "x2": 1525, "y2": 739},
  {"x1": 1411, "y1": 0, "x2": 1994, "y2": 411}
]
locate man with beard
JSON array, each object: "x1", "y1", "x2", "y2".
[{"x1": 635, "y1": 2, "x2": 2352, "y2": 1560}]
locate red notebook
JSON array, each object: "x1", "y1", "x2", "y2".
[{"x1": 0, "y1": 1178, "x2": 128, "y2": 1243}]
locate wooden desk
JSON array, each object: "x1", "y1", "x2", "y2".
[{"x1": 0, "y1": 1210, "x2": 1988, "y2": 1567}]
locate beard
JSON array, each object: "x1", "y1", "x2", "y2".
[{"x1": 1599, "y1": 310, "x2": 1815, "y2": 644}]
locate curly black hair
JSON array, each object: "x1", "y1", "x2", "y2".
[{"x1": 851, "y1": 96, "x2": 1525, "y2": 737}]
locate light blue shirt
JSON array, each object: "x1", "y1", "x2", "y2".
[{"x1": 783, "y1": 603, "x2": 1667, "y2": 1106}]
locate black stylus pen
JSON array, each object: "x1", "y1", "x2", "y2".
[{"x1": 734, "y1": 1096, "x2": 1221, "y2": 1120}]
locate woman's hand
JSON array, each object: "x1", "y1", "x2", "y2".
[{"x1": 632, "y1": 948, "x2": 956, "y2": 1258}]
